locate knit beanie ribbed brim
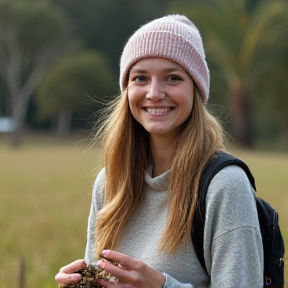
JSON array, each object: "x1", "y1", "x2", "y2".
[{"x1": 119, "y1": 14, "x2": 210, "y2": 102}]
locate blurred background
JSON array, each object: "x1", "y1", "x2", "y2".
[{"x1": 0, "y1": 0, "x2": 287, "y2": 287}]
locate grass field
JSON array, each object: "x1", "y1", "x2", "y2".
[{"x1": 0, "y1": 136, "x2": 287, "y2": 287}]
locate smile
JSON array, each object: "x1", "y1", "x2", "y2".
[{"x1": 145, "y1": 108, "x2": 173, "y2": 115}]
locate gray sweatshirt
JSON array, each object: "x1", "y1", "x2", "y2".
[{"x1": 85, "y1": 165, "x2": 263, "y2": 287}]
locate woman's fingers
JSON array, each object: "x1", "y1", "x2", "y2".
[
  {"x1": 55, "y1": 259, "x2": 86, "y2": 284},
  {"x1": 100, "y1": 250, "x2": 138, "y2": 269},
  {"x1": 59, "y1": 259, "x2": 86, "y2": 273},
  {"x1": 55, "y1": 272, "x2": 82, "y2": 285},
  {"x1": 97, "y1": 250, "x2": 165, "y2": 288},
  {"x1": 98, "y1": 250, "x2": 142, "y2": 282}
]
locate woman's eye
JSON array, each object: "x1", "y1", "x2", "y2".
[
  {"x1": 132, "y1": 75, "x2": 147, "y2": 82},
  {"x1": 167, "y1": 75, "x2": 182, "y2": 82}
]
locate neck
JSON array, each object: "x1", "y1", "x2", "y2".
[{"x1": 149, "y1": 135, "x2": 175, "y2": 177}]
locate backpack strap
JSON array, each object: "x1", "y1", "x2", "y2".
[{"x1": 191, "y1": 151, "x2": 256, "y2": 275}]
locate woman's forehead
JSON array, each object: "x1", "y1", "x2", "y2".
[{"x1": 130, "y1": 57, "x2": 186, "y2": 73}]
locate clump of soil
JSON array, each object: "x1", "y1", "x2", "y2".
[{"x1": 60, "y1": 261, "x2": 118, "y2": 288}]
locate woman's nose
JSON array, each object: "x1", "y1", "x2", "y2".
[{"x1": 146, "y1": 79, "x2": 165, "y2": 101}]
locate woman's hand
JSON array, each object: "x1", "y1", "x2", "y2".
[
  {"x1": 97, "y1": 250, "x2": 165, "y2": 288},
  {"x1": 55, "y1": 259, "x2": 86, "y2": 286}
]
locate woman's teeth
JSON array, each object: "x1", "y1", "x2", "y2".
[{"x1": 146, "y1": 108, "x2": 172, "y2": 114}]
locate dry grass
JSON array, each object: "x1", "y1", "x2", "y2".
[
  {"x1": 0, "y1": 136, "x2": 287, "y2": 287},
  {"x1": 0, "y1": 136, "x2": 101, "y2": 288}
]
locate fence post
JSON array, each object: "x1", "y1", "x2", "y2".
[{"x1": 19, "y1": 257, "x2": 25, "y2": 288}]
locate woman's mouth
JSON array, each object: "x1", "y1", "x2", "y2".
[{"x1": 145, "y1": 108, "x2": 173, "y2": 115}]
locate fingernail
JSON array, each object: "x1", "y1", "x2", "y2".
[
  {"x1": 96, "y1": 259, "x2": 104, "y2": 269},
  {"x1": 101, "y1": 250, "x2": 108, "y2": 257}
]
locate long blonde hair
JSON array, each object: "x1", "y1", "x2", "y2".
[{"x1": 94, "y1": 88, "x2": 225, "y2": 258}]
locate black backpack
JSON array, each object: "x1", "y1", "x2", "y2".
[{"x1": 192, "y1": 152, "x2": 285, "y2": 288}]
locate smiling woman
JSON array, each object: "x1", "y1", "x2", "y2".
[
  {"x1": 55, "y1": 14, "x2": 264, "y2": 288},
  {"x1": 127, "y1": 58, "x2": 195, "y2": 143}
]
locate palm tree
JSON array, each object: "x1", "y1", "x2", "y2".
[{"x1": 183, "y1": 0, "x2": 288, "y2": 146}]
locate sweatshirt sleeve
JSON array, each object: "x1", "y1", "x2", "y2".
[
  {"x1": 203, "y1": 165, "x2": 263, "y2": 287},
  {"x1": 84, "y1": 168, "x2": 105, "y2": 264}
]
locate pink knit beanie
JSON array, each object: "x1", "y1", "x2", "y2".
[{"x1": 119, "y1": 14, "x2": 210, "y2": 102}]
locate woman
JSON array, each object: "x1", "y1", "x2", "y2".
[{"x1": 55, "y1": 14, "x2": 263, "y2": 287}]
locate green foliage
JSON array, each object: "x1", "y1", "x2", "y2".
[
  {"x1": 256, "y1": 52, "x2": 288, "y2": 142},
  {"x1": 35, "y1": 50, "x2": 116, "y2": 120},
  {"x1": 51, "y1": 0, "x2": 169, "y2": 70}
]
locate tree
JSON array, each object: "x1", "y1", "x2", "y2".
[
  {"x1": 35, "y1": 50, "x2": 116, "y2": 138},
  {"x1": 257, "y1": 53, "x2": 288, "y2": 146},
  {"x1": 0, "y1": 77, "x2": 7, "y2": 115},
  {"x1": 168, "y1": 0, "x2": 288, "y2": 146},
  {"x1": 0, "y1": 0, "x2": 75, "y2": 146},
  {"x1": 51, "y1": 0, "x2": 169, "y2": 72}
]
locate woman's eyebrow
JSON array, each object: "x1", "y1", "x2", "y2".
[
  {"x1": 129, "y1": 68, "x2": 147, "y2": 74},
  {"x1": 163, "y1": 67, "x2": 185, "y2": 73}
]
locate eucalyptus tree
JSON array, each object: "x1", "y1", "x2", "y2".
[
  {"x1": 168, "y1": 0, "x2": 288, "y2": 146},
  {"x1": 0, "y1": 0, "x2": 75, "y2": 146}
]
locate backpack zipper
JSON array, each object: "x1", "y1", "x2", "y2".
[
  {"x1": 272, "y1": 210, "x2": 276, "y2": 230},
  {"x1": 279, "y1": 258, "x2": 284, "y2": 267},
  {"x1": 272, "y1": 210, "x2": 277, "y2": 248}
]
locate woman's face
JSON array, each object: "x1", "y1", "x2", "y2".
[{"x1": 127, "y1": 57, "x2": 195, "y2": 141}]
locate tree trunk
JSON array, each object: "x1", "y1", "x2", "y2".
[
  {"x1": 229, "y1": 86, "x2": 253, "y2": 147},
  {"x1": 10, "y1": 100, "x2": 28, "y2": 147},
  {"x1": 279, "y1": 115, "x2": 288, "y2": 148},
  {"x1": 56, "y1": 107, "x2": 72, "y2": 138}
]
